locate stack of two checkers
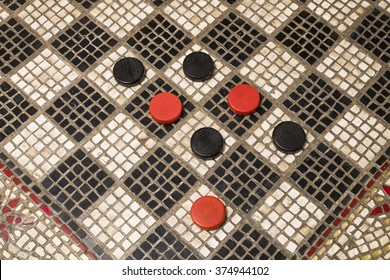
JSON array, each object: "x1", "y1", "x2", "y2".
[{"x1": 113, "y1": 52, "x2": 306, "y2": 231}]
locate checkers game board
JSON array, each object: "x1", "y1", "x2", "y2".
[{"x1": 0, "y1": 0, "x2": 389, "y2": 260}]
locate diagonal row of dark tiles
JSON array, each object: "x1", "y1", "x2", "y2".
[
  {"x1": 1, "y1": 64, "x2": 387, "y2": 152},
  {"x1": 0, "y1": 8, "x2": 344, "y2": 74},
  {"x1": 0, "y1": 3, "x2": 387, "y2": 112},
  {"x1": 0, "y1": 1, "x2": 384, "y2": 139},
  {"x1": 0, "y1": 5, "x2": 387, "y2": 113}
]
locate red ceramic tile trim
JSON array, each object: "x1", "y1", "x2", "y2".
[
  {"x1": 305, "y1": 158, "x2": 390, "y2": 259},
  {"x1": 0, "y1": 161, "x2": 97, "y2": 260}
]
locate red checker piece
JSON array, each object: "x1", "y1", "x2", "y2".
[
  {"x1": 149, "y1": 92, "x2": 183, "y2": 124},
  {"x1": 190, "y1": 196, "x2": 226, "y2": 230},
  {"x1": 228, "y1": 84, "x2": 260, "y2": 116}
]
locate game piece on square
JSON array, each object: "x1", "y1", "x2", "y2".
[
  {"x1": 272, "y1": 121, "x2": 306, "y2": 153},
  {"x1": 183, "y1": 51, "x2": 214, "y2": 82},
  {"x1": 190, "y1": 196, "x2": 226, "y2": 230},
  {"x1": 228, "y1": 84, "x2": 260, "y2": 116},
  {"x1": 191, "y1": 127, "x2": 224, "y2": 160},
  {"x1": 149, "y1": 92, "x2": 183, "y2": 124},
  {"x1": 113, "y1": 57, "x2": 145, "y2": 87}
]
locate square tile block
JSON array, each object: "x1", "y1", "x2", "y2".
[
  {"x1": 207, "y1": 144, "x2": 280, "y2": 213},
  {"x1": 46, "y1": 79, "x2": 116, "y2": 142},
  {"x1": 127, "y1": 14, "x2": 192, "y2": 70},
  {"x1": 325, "y1": 105, "x2": 389, "y2": 168},
  {"x1": 82, "y1": 185, "x2": 156, "y2": 259},
  {"x1": 317, "y1": 39, "x2": 382, "y2": 97},
  {"x1": 84, "y1": 113, "x2": 156, "y2": 179},
  {"x1": 124, "y1": 147, "x2": 197, "y2": 217},
  {"x1": 41, "y1": 149, "x2": 115, "y2": 218},
  {"x1": 252, "y1": 182, "x2": 325, "y2": 254},
  {"x1": 240, "y1": 41, "x2": 306, "y2": 99},
  {"x1": 52, "y1": 16, "x2": 117, "y2": 72},
  {"x1": 4, "y1": 114, "x2": 76, "y2": 179},
  {"x1": 201, "y1": 12, "x2": 267, "y2": 68},
  {"x1": 276, "y1": 10, "x2": 339, "y2": 65}
]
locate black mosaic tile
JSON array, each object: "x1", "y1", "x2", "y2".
[
  {"x1": 360, "y1": 70, "x2": 389, "y2": 123},
  {"x1": 204, "y1": 75, "x2": 273, "y2": 137},
  {"x1": 128, "y1": 225, "x2": 197, "y2": 260},
  {"x1": 41, "y1": 149, "x2": 115, "y2": 218},
  {"x1": 52, "y1": 16, "x2": 117, "y2": 72},
  {"x1": 351, "y1": 8, "x2": 389, "y2": 63},
  {"x1": 127, "y1": 14, "x2": 192, "y2": 70},
  {"x1": 0, "y1": 82, "x2": 37, "y2": 142},
  {"x1": 149, "y1": 0, "x2": 170, "y2": 6},
  {"x1": 290, "y1": 143, "x2": 363, "y2": 210},
  {"x1": 276, "y1": 10, "x2": 339, "y2": 65},
  {"x1": 207, "y1": 145, "x2": 280, "y2": 213},
  {"x1": 283, "y1": 73, "x2": 352, "y2": 134},
  {"x1": 1, "y1": 0, "x2": 26, "y2": 11},
  {"x1": 369, "y1": 146, "x2": 390, "y2": 175},
  {"x1": 74, "y1": 0, "x2": 99, "y2": 9},
  {"x1": 0, "y1": 17, "x2": 42, "y2": 74},
  {"x1": 125, "y1": 78, "x2": 195, "y2": 139},
  {"x1": 212, "y1": 223, "x2": 287, "y2": 260},
  {"x1": 46, "y1": 79, "x2": 116, "y2": 142},
  {"x1": 0, "y1": 152, "x2": 31, "y2": 181},
  {"x1": 124, "y1": 148, "x2": 197, "y2": 217},
  {"x1": 201, "y1": 12, "x2": 267, "y2": 68}
]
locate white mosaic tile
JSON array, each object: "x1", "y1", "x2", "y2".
[
  {"x1": 252, "y1": 182, "x2": 325, "y2": 253},
  {"x1": 240, "y1": 41, "x2": 306, "y2": 99},
  {"x1": 165, "y1": 110, "x2": 236, "y2": 176},
  {"x1": 10, "y1": 48, "x2": 78, "y2": 106},
  {"x1": 87, "y1": 45, "x2": 155, "y2": 105},
  {"x1": 0, "y1": 7, "x2": 9, "y2": 23},
  {"x1": 378, "y1": 0, "x2": 390, "y2": 13},
  {"x1": 317, "y1": 39, "x2": 382, "y2": 97},
  {"x1": 164, "y1": 44, "x2": 231, "y2": 102},
  {"x1": 4, "y1": 114, "x2": 75, "y2": 179},
  {"x1": 164, "y1": 0, "x2": 228, "y2": 36},
  {"x1": 325, "y1": 105, "x2": 390, "y2": 168},
  {"x1": 236, "y1": 0, "x2": 299, "y2": 34},
  {"x1": 84, "y1": 113, "x2": 156, "y2": 179},
  {"x1": 167, "y1": 185, "x2": 242, "y2": 258},
  {"x1": 18, "y1": 0, "x2": 81, "y2": 40},
  {"x1": 308, "y1": 0, "x2": 371, "y2": 32},
  {"x1": 246, "y1": 108, "x2": 314, "y2": 172},
  {"x1": 82, "y1": 185, "x2": 156, "y2": 259},
  {"x1": 90, "y1": 0, "x2": 154, "y2": 38}
]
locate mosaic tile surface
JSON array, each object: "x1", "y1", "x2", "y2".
[{"x1": 0, "y1": 0, "x2": 389, "y2": 260}]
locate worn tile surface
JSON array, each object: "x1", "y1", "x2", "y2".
[{"x1": 0, "y1": 0, "x2": 389, "y2": 260}]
